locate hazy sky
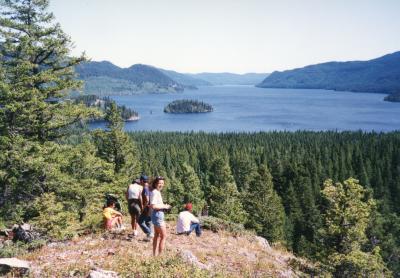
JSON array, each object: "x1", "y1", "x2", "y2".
[{"x1": 49, "y1": 0, "x2": 400, "y2": 73}]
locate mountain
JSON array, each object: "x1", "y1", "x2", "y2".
[
  {"x1": 75, "y1": 61, "x2": 184, "y2": 95},
  {"x1": 257, "y1": 51, "x2": 400, "y2": 94},
  {"x1": 159, "y1": 68, "x2": 212, "y2": 87},
  {"x1": 189, "y1": 72, "x2": 269, "y2": 85}
]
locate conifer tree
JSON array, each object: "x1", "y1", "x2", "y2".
[
  {"x1": 244, "y1": 164, "x2": 285, "y2": 242},
  {"x1": 318, "y1": 178, "x2": 390, "y2": 277},
  {"x1": 93, "y1": 102, "x2": 138, "y2": 177},
  {"x1": 207, "y1": 157, "x2": 247, "y2": 224},
  {"x1": 0, "y1": 0, "x2": 96, "y2": 141}
]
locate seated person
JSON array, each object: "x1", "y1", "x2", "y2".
[
  {"x1": 176, "y1": 203, "x2": 201, "y2": 237},
  {"x1": 103, "y1": 200, "x2": 123, "y2": 230}
]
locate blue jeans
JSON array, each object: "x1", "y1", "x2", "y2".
[
  {"x1": 189, "y1": 223, "x2": 202, "y2": 236},
  {"x1": 139, "y1": 213, "x2": 152, "y2": 235}
]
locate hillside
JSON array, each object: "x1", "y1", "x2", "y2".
[
  {"x1": 159, "y1": 68, "x2": 212, "y2": 87},
  {"x1": 257, "y1": 51, "x2": 400, "y2": 94},
  {"x1": 189, "y1": 72, "x2": 269, "y2": 85},
  {"x1": 75, "y1": 62, "x2": 184, "y2": 95},
  {"x1": 18, "y1": 221, "x2": 318, "y2": 277}
]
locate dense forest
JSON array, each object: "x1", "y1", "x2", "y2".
[
  {"x1": 130, "y1": 131, "x2": 400, "y2": 275},
  {"x1": 73, "y1": 95, "x2": 139, "y2": 121},
  {"x1": 0, "y1": 1, "x2": 398, "y2": 277},
  {"x1": 164, "y1": 99, "x2": 214, "y2": 113}
]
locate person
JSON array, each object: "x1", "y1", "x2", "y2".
[
  {"x1": 138, "y1": 175, "x2": 153, "y2": 241},
  {"x1": 176, "y1": 203, "x2": 202, "y2": 237},
  {"x1": 103, "y1": 199, "x2": 123, "y2": 230},
  {"x1": 126, "y1": 178, "x2": 143, "y2": 236},
  {"x1": 150, "y1": 176, "x2": 171, "y2": 256}
]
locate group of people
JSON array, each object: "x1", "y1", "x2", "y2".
[{"x1": 103, "y1": 175, "x2": 201, "y2": 256}]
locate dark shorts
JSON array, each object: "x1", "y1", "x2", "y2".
[{"x1": 128, "y1": 199, "x2": 141, "y2": 217}]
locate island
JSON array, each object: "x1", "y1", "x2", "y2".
[
  {"x1": 164, "y1": 99, "x2": 214, "y2": 113},
  {"x1": 384, "y1": 93, "x2": 400, "y2": 102},
  {"x1": 73, "y1": 95, "x2": 140, "y2": 121}
]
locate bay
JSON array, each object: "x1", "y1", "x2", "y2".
[{"x1": 90, "y1": 86, "x2": 400, "y2": 132}]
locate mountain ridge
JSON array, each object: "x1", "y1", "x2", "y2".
[{"x1": 257, "y1": 51, "x2": 400, "y2": 95}]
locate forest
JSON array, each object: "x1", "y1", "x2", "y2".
[{"x1": 0, "y1": 0, "x2": 398, "y2": 277}]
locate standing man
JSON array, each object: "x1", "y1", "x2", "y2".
[
  {"x1": 176, "y1": 203, "x2": 202, "y2": 237},
  {"x1": 126, "y1": 177, "x2": 143, "y2": 237},
  {"x1": 138, "y1": 175, "x2": 153, "y2": 240}
]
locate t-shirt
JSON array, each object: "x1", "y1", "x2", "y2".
[
  {"x1": 176, "y1": 211, "x2": 199, "y2": 233},
  {"x1": 103, "y1": 207, "x2": 118, "y2": 220},
  {"x1": 128, "y1": 183, "x2": 142, "y2": 200},
  {"x1": 150, "y1": 189, "x2": 164, "y2": 206}
]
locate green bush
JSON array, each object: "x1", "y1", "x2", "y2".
[
  {"x1": 200, "y1": 216, "x2": 252, "y2": 236},
  {"x1": 0, "y1": 240, "x2": 46, "y2": 258}
]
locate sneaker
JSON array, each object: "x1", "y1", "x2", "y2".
[
  {"x1": 149, "y1": 233, "x2": 154, "y2": 238},
  {"x1": 133, "y1": 230, "x2": 138, "y2": 236},
  {"x1": 144, "y1": 234, "x2": 152, "y2": 242}
]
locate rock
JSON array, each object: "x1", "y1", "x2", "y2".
[
  {"x1": 87, "y1": 268, "x2": 119, "y2": 278},
  {"x1": 0, "y1": 258, "x2": 30, "y2": 276},
  {"x1": 255, "y1": 236, "x2": 271, "y2": 251},
  {"x1": 0, "y1": 228, "x2": 12, "y2": 237},
  {"x1": 179, "y1": 249, "x2": 210, "y2": 270}
]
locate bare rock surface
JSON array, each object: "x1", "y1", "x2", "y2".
[{"x1": 0, "y1": 258, "x2": 30, "y2": 276}]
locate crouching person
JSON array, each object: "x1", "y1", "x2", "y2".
[
  {"x1": 176, "y1": 203, "x2": 201, "y2": 237},
  {"x1": 103, "y1": 200, "x2": 123, "y2": 230}
]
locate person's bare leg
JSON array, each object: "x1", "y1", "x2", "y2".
[
  {"x1": 153, "y1": 227, "x2": 160, "y2": 256},
  {"x1": 132, "y1": 215, "x2": 137, "y2": 231},
  {"x1": 158, "y1": 225, "x2": 167, "y2": 255}
]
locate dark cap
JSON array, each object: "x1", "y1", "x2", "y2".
[{"x1": 140, "y1": 175, "x2": 148, "y2": 182}]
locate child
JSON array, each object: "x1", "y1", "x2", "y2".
[{"x1": 103, "y1": 199, "x2": 123, "y2": 230}]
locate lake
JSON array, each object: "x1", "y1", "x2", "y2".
[{"x1": 90, "y1": 86, "x2": 400, "y2": 132}]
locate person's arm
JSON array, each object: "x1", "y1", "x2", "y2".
[
  {"x1": 190, "y1": 213, "x2": 199, "y2": 223},
  {"x1": 112, "y1": 208, "x2": 123, "y2": 217},
  {"x1": 125, "y1": 185, "x2": 129, "y2": 201},
  {"x1": 150, "y1": 191, "x2": 170, "y2": 210}
]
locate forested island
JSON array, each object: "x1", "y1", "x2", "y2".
[
  {"x1": 384, "y1": 92, "x2": 400, "y2": 102},
  {"x1": 164, "y1": 99, "x2": 214, "y2": 113},
  {"x1": 73, "y1": 95, "x2": 139, "y2": 121}
]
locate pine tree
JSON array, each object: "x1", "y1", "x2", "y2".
[
  {"x1": 318, "y1": 178, "x2": 390, "y2": 277},
  {"x1": 244, "y1": 164, "x2": 285, "y2": 242},
  {"x1": 208, "y1": 157, "x2": 247, "y2": 223},
  {"x1": 0, "y1": 0, "x2": 97, "y2": 141},
  {"x1": 93, "y1": 102, "x2": 138, "y2": 177}
]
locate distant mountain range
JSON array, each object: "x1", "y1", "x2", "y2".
[
  {"x1": 188, "y1": 72, "x2": 269, "y2": 85},
  {"x1": 257, "y1": 51, "x2": 400, "y2": 97},
  {"x1": 75, "y1": 61, "x2": 269, "y2": 95}
]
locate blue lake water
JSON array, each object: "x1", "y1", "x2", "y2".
[{"x1": 90, "y1": 86, "x2": 400, "y2": 132}]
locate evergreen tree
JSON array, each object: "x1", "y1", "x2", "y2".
[
  {"x1": 244, "y1": 164, "x2": 285, "y2": 242},
  {"x1": 208, "y1": 157, "x2": 247, "y2": 223},
  {"x1": 178, "y1": 162, "x2": 205, "y2": 214},
  {"x1": 318, "y1": 178, "x2": 390, "y2": 277},
  {"x1": 93, "y1": 102, "x2": 138, "y2": 177},
  {"x1": 0, "y1": 0, "x2": 97, "y2": 141}
]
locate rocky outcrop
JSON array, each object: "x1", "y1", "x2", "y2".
[
  {"x1": 87, "y1": 268, "x2": 119, "y2": 278},
  {"x1": 0, "y1": 258, "x2": 30, "y2": 276}
]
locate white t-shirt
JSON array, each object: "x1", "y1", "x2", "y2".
[
  {"x1": 128, "y1": 183, "x2": 142, "y2": 200},
  {"x1": 176, "y1": 211, "x2": 199, "y2": 234},
  {"x1": 150, "y1": 189, "x2": 164, "y2": 206}
]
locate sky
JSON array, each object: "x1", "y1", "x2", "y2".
[{"x1": 49, "y1": 0, "x2": 400, "y2": 74}]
